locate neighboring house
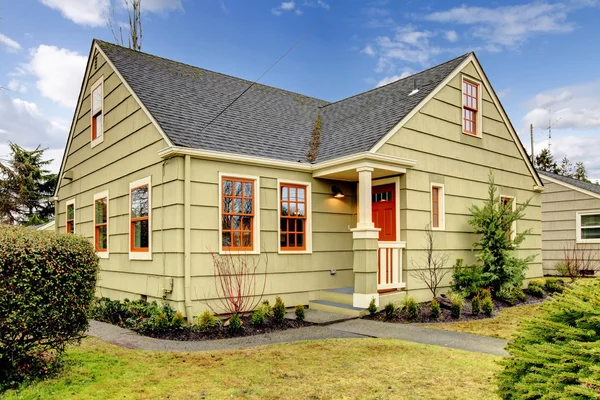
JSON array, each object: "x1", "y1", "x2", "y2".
[
  {"x1": 54, "y1": 40, "x2": 543, "y2": 318},
  {"x1": 538, "y1": 170, "x2": 600, "y2": 276},
  {"x1": 26, "y1": 220, "x2": 55, "y2": 231}
]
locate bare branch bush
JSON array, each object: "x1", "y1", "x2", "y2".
[
  {"x1": 210, "y1": 251, "x2": 268, "y2": 315},
  {"x1": 562, "y1": 242, "x2": 600, "y2": 281},
  {"x1": 410, "y1": 224, "x2": 451, "y2": 298},
  {"x1": 107, "y1": 0, "x2": 142, "y2": 51}
]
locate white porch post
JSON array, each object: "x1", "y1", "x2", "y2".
[{"x1": 351, "y1": 167, "x2": 380, "y2": 308}]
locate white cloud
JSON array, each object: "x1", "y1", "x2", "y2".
[
  {"x1": 7, "y1": 79, "x2": 27, "y2": 93},
  {"x1": 0, "y1": 33, "x2": 21, "y2": 53},
  {"x1": 376, "y1": 69, "x2": 413, "y2": 87},
  {"x1": 372, "y1": 25, "x2": 442, "y2": 70},
  {"x1": 26, "y1": 45, "x2": 87, "y2": 109},
  {"x1": 497, "y1": 88, "x2": 512, "y2": 99},
  {"x1": 304, "y1": 0, "x2": 329, "y2": 9},
  {"x1": 39, "y1": 0, "x2": 110, "y2": 27},
  {"x1": 273, "y1": 0, "x2": 326, "y2": 16},
  {"x1": 445, "y1": 30, "x2": 458, "y2": 42},
  {"x1": 139, "y1": 0, "x2": 183, "y2": 13},
  {"x1": 281, "y1": 1, "x2": 295, "y2": 10},
  {"x1": 424, "y1": 1, "x2": 595, "y2": 48},
  {"x1": 361, "y1": 44, "x2": 376, "y2": 56},
  {"x1": 532, "y1": 136, "x2": 600, "y2": 182}
]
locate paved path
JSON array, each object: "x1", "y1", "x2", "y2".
[{"x1": 88, "y1": 319, "x2": 508, "y2": 356}]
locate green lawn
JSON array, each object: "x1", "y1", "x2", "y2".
[
  {"x1": 426, "y1": 303, "x2": 541, "y2": 340},
  {"x1": 4, "y1": 337, "x2": 502, "y2": 400}
]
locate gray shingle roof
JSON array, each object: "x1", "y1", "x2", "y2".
[
  {"x1": 537, "y1": 170, "x2": 600, "y2": 196},
  {"x1": 98, "y1": 40, "x2": 469, "y2": 163}
]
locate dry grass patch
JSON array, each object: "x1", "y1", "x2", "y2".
[
  {"x1": 4, "y1": 337, "x2": 501, "y2": 400},
  {"x1": 426, "y1": 303, "x2": 541, "y2": 340}
]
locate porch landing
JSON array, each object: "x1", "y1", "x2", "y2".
[{"x1": 309, "y1": 287, "x2": 368, "y2": 317}]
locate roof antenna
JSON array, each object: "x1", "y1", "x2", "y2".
[{"x1": 409, "y1": 78, "x2": 419, "y2": 96}]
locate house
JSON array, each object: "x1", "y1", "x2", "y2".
[
  {"x1": 26, "y1": 220, "x2": 55, "y2": 231},
  {"x1": 54, "y1": 40, "x2": 543, "y2": 319},
  {"x1": 538, "y1": 170, "x2": 600, "y2": 276}
]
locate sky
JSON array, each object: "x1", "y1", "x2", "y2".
[{"x1": 0, "y1": 0, "x2": 599, "y2": 181}]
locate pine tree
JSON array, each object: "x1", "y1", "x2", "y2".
[
  {"x1": 534, "y1": 148, "x2": 559, "y2": 173},
  {"x1": 573, "y1": 161, "x2": 590, "y2": 182},
  {"x1": 468, "y1": 172, "x2": 534, "y2": 293},
  {"x1": 0, "y1": 143, "x2": 57, "y2": 225},
  {"x1": 558, "y1": 155, "x2": 573, "y2": 177}
]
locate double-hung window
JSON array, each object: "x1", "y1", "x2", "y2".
[
  {"x1": 462, "y1": 78, "x2": 481, "y2": 137},
  {"x1": 66, "y1": 199, "x2": 75, "y2": 234},
  {"x1": 94, "y1": 191, "x2": 109, "y2": 258},
  {"x1": 576, "y1": 211, "x2": 600, "y2": 243},
  {"x1": 279, "y1": 183, "x2": 309, "y2": 252},
  {"x1": 129, "y1": 177, "x2": 151, "y2": 260},
  {"x1": 431, "y1": 183, "x2": 445, "y2": 230},
  {"x1": 91, "y1": 78, "x2": 104, "y2": 147},
  {"x1": 221, "y1": 176, "x2": 256, "y2": 252}
]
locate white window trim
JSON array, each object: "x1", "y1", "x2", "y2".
[
  {"x1": 93, "y1": 190, "x2": 110, "y2": 259},
  {"x1": 430, "y1": 183, "x2": 445, "y2": 231},
  {"x1": 500, "y1": 194, "x2": 517, "y2": 240},
  {"x1": 129, "y1": 176, "x2": 152, "y2": 260},
  {"x1": 66, "y1": 198, "x2": 75, "y2": 234},
  {"x1": 576, "y1": 210, "x2": 600, "y2": 244},
  {"x1": 277, "y1": 179, "x2": 312, "y2": 254},
  {"x1": 218, "y1": 172, "x2": 261, "y2": 255},
  {"x1": 461, "y1": 74, "x2": 483, "y2": 138},
  {"x1": 90, "y1": 77, "x2": 104, "y2": 148}
]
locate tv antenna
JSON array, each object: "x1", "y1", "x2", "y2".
[{"x1": 544, "y1": 109, "x2": 561, "y2": 151}]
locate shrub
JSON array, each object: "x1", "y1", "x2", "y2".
[
  {"x1": 135, "y1": 303, "x2": 185, "y2": 335},
  {"x1": 497, "y1": 285, "x2": 526, "y2": 305},
  {"x1": 471, "y1": 296, "x2": 481, "y2": 315},
  {"x1": 544, "y1": 278, "x2": 565, "y2": 294},
  {"x1": 401, "y1": 296, "x2": 419, "y2": 319},
  {"x1": 227, "y1": 314, "x2": 242, "y2": 334},
  {"x1": 554, "y1": 262, "x2": 569, "y2": 277},
  {"x1": 448, "y1": 293, "x2": 464, "y2": 319},
  {"x1": 481, "y1": 295, "x2": 494, "y2": 317},
  {"x1": 273, "y1": 296, "x2": 286, "y2": 322},
  {"x1": 498, "y1": 280, "x2": 600, "y2": 399},
  {"x1": 251, "y1": 308, "x2": 265, "y2": 326},
  {"x1": 430, "y1": 299, "x2": 441, "y2": 319},
  {"x1": 527, "y1": 284, "x2": 545, "y2": 298},
  {"x1": 295, "y1": 305, "x2": 305, "y2": 321},
  {"x1": 194, "y1": 310, "x2": 221, "y2": 331},
  {"x1": 367, "y1": 298, "x2": 377, "y2": 316},
  {"x1": 451, "y1": 258, "x2": 486, "y2": 298},
  {"x1": 0, "y1": 227, "x2": 99, "y2": 389},
  {"x1": 260, "y1": 299, "x2": 273, "y2": 317},
  {"x1": 383, "y1": 302, "x2": 398, "y2": 320}
]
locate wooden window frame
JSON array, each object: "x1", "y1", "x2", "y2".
[
  {"x1": 129, "y1": 176, "x2": 152, "y2": 260},
  {"x1": 94, "y1": 191, "x2": 109, "y2": 258},
  {"x1": 90, "y1": 77, "x2": 104, "y2": 148},
  {"x1": 66, "y1": 198, "x2": 75, "y2": 234},
  {"x1": 500, "y1": 195, "x2": 517, "y2": 241},
  {"x1": 462, "y1": 76, "x2": 483, "y2": 138},
  {"x1": 576, "y1": 210, "x2": 600, "y2": 244},
  {"x1": 278, "y1": 180, "x2": 312, "y2": 254},
  {"x1": 430, "y1": 183, "x2": 445, "y2": 231},
  {"x1": 218, "y1": 173, "x2": 260, "y2": 255}
]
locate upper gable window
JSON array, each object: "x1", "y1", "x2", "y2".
[
  {"x1": 91, "y1": 78, "x2": 104, "y2": 148},
  {"x1": 462, "y1": 78, "x2": 482, "y2": 137}
]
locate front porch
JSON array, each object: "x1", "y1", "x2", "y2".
[{"x1": 312, "y1": 154, "x2": 416, "y2": 309}]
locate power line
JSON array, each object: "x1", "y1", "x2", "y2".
[{"x1": 198, "y1": 0, "x2": 346, "y2": 135}]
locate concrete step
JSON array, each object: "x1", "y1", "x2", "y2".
[
  {"x1": 319, "y1": 287, "x2": 354, "y2": 305},
  {"x1": 309, "y1": 299, "x2": 367, "y2": 317}
]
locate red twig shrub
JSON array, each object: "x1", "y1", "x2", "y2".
[
  {"x1": 562, "y1": 242, "x2": 599, "y2": 281},
  {"x1": 210, "y1": 251, "x2": 268, "y2": 315},
  {"x1": 0, "y1": 226, "x2": 99, "y2": 390}
]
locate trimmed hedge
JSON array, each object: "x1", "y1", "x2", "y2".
[
  {"x1": 498, "y1": 280, "x2": 600, "y2": 399},
  {"x1": 0, "y1": 226, "x2": 99, "y2": 389}
]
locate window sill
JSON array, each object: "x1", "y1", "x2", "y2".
[
  {"x1": 577, "y1": 239, "x2": 600, "y2": 244},
  {"x1": 91, "y1": 136, "x2": 104, "y2": 148},
  {"x1": 278, "y1": 249, "x2": 312, "y2": 255},
  {"x1": 462, "y1": 130, "x2": 482, "y2": 139},
  {"x1": 129, "y1": 251, "x2": 152, "y2": 260},
  {"x1": 97, "y1": 252, "x2": 109, "y2": 259},
  {"x1": 219, "y1": 249, "x2": 261, "y2": 256}
]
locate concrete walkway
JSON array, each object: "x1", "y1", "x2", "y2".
[{"x1": 88, "y1": 319, "x2": 508, "y2": 356}]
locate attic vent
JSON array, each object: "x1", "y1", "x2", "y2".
[
  {"x1": 408, "y1": 78, "x2": 419, "y2": 96},
  {"x1": 93, "y1": 55, "x2": 98, "y2": 70}
]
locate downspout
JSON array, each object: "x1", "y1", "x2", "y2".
[{"x1": 184, "y1": 155, "x2": 193, "y2": 321}]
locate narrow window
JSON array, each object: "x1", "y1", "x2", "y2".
[
  {"x1": 577, "y1": 212, "x2": 600, "y2": 243},
  {"x1": 91, "y1": 79, "x2": 103, "y2": 145},
  {"x1": 66, "y1": 200, "x2": 75, "y2": 234},
  {"x1": 463, "y1": 79, "x2": 478, "y2": 136},
  {"x1": 222, "y1": 177, "x2": 254, "y2": 251},
  {"x1": 500, "y1": 196, "x2": 516, "y2": 240},
  {"x1": 432, "y1": 187, "x2": 440, "y2": 228},
  {"x1": 94, "y1": 193, "x2": 108, "y2": 254},
  {"x1": 280, "y1": 184, "x2": 307, "y2": 251},
  {"x1": 130, "y1": 183, "x2": 149, "y2": 252}
]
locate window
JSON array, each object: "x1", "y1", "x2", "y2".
[
  {"x1": 221, "y1": 176, "x2": 255, "y2": 251},
  {"x1": 462, "y1": 78, "x2": 480, "y2": 137},
  {"x1": 280, "y1": 183, "x2": 308, "y2": 251},
  {"x1": 129, "y1": 177, "x2": 151, "y2": 260},
  {"x1": 94, "y1": 191, "x2": 109, "y2": 258},
  {"x1": 431, "y1": 183, "x2": 445, "y2": 230},
  {"x1": 91, "y1": 78, "x2": 103, "y2": 147},
  {"x1": 576, "y1": 211, "x2": 600, "y2": 243},
  {"x1": 500, "y1": 195, "x2": 516, "y2": 240},
  {"x1": 66, "y1": 199, "x2": 75, "y2": 234}
]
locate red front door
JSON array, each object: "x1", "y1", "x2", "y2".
[{"x1": 372, "y1": 184, "x2": 396, "y2": 242}]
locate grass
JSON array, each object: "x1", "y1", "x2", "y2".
[
  {"x1": 426, "y1": 303, "x2": 542, "y2": 340},
  {"x1": 4, "y1": 337, "x2": 502, "y2": 400}
]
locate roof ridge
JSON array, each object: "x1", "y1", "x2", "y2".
[
  {"x1": 320, "y1": 52, "x2": 472, "y2": 109},
  {"x1": 95, "y1": 39, "x2": 331, "y2": 105}
]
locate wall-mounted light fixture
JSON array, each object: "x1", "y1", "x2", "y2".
[{"x1": 331, "y1": 185, "x2": 345, "y2": 198}]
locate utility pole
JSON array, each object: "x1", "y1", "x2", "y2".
[{"x1": 530, "y1": 123, "x2": 534, "y2": 164}]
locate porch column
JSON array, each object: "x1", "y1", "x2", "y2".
[{"x1": 351, "y1": 167, "x2": 380, "y2": 308}]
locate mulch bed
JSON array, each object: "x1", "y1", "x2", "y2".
[{"x1": 363, "y1": 290, "x2": 549, "y2": 324}]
